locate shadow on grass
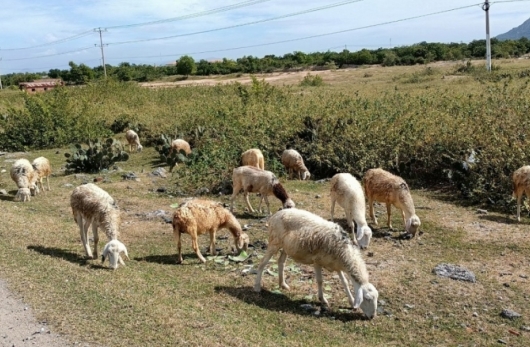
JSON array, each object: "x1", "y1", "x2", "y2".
[
  {"x1": 0, "y1": 195, "x2": 14, "y2": 202},
  {"x1": 215, "y1": 285, "x2": 367, "y2": 322},
  {"x1": 27, "y1": 245, "x2": 89, "y2": 265},
  {"x1": 478, "y1": 214, "x2": 517, "y2": 225},
  {"x1": 231, "y1": 210, "x2": 267, "y2": 220},
  {"x1": 134, "y1": 253, "x2": 197, "y2": 266}
]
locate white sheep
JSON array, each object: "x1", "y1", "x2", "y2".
[
  {"x1": 330, "y1": 173, "x2": 372, "y2": 249},
  {"x1": 70, "y1": 183, "x2": 129, "y2": 269},
  {"x1": 31, "y1": 156, "x2": 52, "y2": 193},
  {"x1": 253, "y1": 208, "x2": 378, "y2": 319},
  {"x1": 281, "y1": 149, "x2": 310, "y2": 180},
  {"x1": 241, "y1": 148, "x2": 265, "y2": 170},
  {"x1": 125, "y1": 129, "x2": 143, "y2": 153},
  {"x1": 363, "y1": 168, "x2": 421, "y2": 236},
  {"x1": 170, "y1": 139, "x2": 192, "y2": 156},
  {"x1": 172, "y1": 199, "x2": 249, "y2": 263},
  {"x1": 512, "y1": 165, "x2": 530, "y2": 222},
  {"x1": 230, "y1": 165, "x2": 295, "y2": 215},
  {"x1": 10, "y1": 158, "x2": 39, "y2": 198},
  {"x1": 14, "y1": 187, "x2": 31, "y2": 202}
]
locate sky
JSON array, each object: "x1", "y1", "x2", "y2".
[{"x1": 0, "y1": 0, "x2": 529, "y2": 74}]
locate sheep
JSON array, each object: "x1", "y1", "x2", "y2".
[
  {"x1": 241, "y1": 148, "x2": 265, "y2": 170},
  {"x1": 169, "y1": 139, "x2": 192, "y2": 156},
  {"x1": 363, "y1": 168, "x2": 421, "y2": 236},
  {"x1": 281, "y1": 149, "x2": 310, "y2": 180},
  {"x1": 172, "y1": 199, "x2": 249, "y2": 264},
  {"x1": 230, "y1": 165, "x2": 295, "y2": 215},
  {"x1": 253, "y1": 208, "x2": 378, "y2": 319},
  {"x1": 10, "y1": 158, "x2": 39, "y2": 198},
  {"x1": 330, "y1": 173, "x2": 372, "y2": 249},
  {"x1": 125, "y1": 129, "x2": 143, "y2": 153},
  {"x1": 512, "y1": 165, "x2": 530, "y2": 222},
  {"x1": 31, "y1": 156, "x2": 52, "y2": 193},
  {"x1": 70, "y1": 183, "x2": 129, "y2": 269},
  {"x1": 14, "y1": 188, "x2": 31, "y2": 202}
]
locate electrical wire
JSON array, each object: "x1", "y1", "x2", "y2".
[
  {"x1": 106, "y1": 0, "x2": 364, "y2": 46},
  {"x1": 0, "y1": 31, "x2": 95, "y2": 52},
  {"x1": 2, "y1": 47, "x2": 96, "y2": 61}
]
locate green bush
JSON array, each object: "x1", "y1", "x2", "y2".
[
  {"x1": 299, "y1": 73, "x2": 325, "y2": 87},
  {"x1": 64, "y1": 138, "x2": 129, "y2": 173}
]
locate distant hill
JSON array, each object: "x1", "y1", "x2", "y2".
[{"x1": 496, "y1": 17, "x2": 530, "y2": 40}]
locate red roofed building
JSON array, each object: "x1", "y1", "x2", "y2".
[{"x1": 19, "y1": 79, "x2": 64, "y2": 93}]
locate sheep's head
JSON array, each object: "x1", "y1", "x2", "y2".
[
  {"x1": 234, "y1": 232, "x2": 250, "y2": 253},
  {"x1": 283, "y1": 198, "x2": 296, "y2": 209},
  {"x1": 356, "y1": 225, "x2": 373, "y2": 249},
  {"x1": 405, "y1": 215, "x2": 421, "y2": 236},
  {"x1": 137, "y1": 144, "x2": 143, "y2": 152},
  {"x1": 354, "y1": 283, "x2": 379, "y2": 320},
  {"x1": 101, "y1": 240, "x2": 129, "y2": 270},
  {"x1": 15, "y1": 188, "x2": 31, "y2": 202},
  {"x1": 302, "y1": 170, "x2": 311, "y2": 180}
]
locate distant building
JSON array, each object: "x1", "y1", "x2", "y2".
[{"x1": 19, "y1": 79, "x2": 64, "y2": 93}]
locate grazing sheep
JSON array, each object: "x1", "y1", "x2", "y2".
[
  {"x1": 10, "y1": 158, "x2": 39, "y2": 198},
  {"x1": 125, "y1": 129, "x2": 143, "y2": 153},
  {"x1": 254, "y1": 208, "x2": 378, "y2": 319},
  {"x1": 31, "y1": 156, "x2": 52, "y2": 193},
  {"x1": 169, "y1": 139, "x2": 192, "y2": 156},
  {"x1": 363, "y1": 168, "x2": 421, "y2": 236},
  {"x1": 241, "y1": 148, "x2": 265, "y2": 170},
  {"x1": 281, "y1": 149, "x2": 310, "y2": 180},
  {"x1": 101, "y1": 240, "x2": 130, "y2": 269},
  {"x1": 70, "y1": 183, "x2": 128, "y2": 269},
  {"x1": 230, "y1": 166, "x2": 295, "y2": 215},
  {"x1": 512, "y1": 165, "x2": 530, "y2": 222},
  {"x1": 330, "y1": 173, "x2": 372, "y2": 249},
  {"x1": 172, "y1": 199, "x2": 249, "y2": 263},
  {"x1": 14, "y1": 188, "x2": 31, "y2": 202}
]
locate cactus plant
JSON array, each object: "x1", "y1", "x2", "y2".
[
  {"x1": 154, "y1": 134, "x2": 190, "y2": 172},
  {"x1": 64, "y1": 138, "x2": 130, "y2": 173}
]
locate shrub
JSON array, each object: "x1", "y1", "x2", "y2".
[
  {"x1": 299, "y1": 73, "x2": 325, "y2": 87},
  {"x1": 154, "y1": 134, "x2": 190, "y2": 172},
  {"x1": 64, "y1": 138, "x2": 129, "y2": 173}
]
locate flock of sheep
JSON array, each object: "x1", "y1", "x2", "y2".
[{"x1": 7, "y1": 128, "x2": 530, "y2": 320}]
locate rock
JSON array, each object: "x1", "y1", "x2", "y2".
[
  {"x1": 315, "y1": 178, "x2": 330, "y2": 184},
  {"x1": 74, "y1": 174, "x2": 87, "y2": 180},
  {"x1": 152, "y1": 167, "x2": 167, "y2": 178},
  {"x1": 55, "y1": 150, "x2": 60, "y2": 154},
  {"x1": 433, "y1": 263, "x2": 476, "y2": 283},
  {"x1": 473, "y1": 312, "x2": 478, "y2": 317},
  {"x1": 503, "y1": 283, "x2": 510, "y2": 288},
  {"x1": 521, "y1": 326, "x2": 530, "y2": 332},
  {"x1": 156, "y1": 187, "x2": 166, "y2": 193},
  {"x1": 93, "y1": 177, "x2": 104, "y2": 183},
  {"x1": 144, "y1": 210, "x2": 171, "y2": 223},
  {"x1": 122, "y1": 172, "x2": 138, "y2": 181},
  {"x1": 315, "y1": 194, "x2": 321, "y2": 198},
  {"x1": 300, "y1": 304, "x2": 315, "y2": 312},
  {"x1": 519, "y1": 274, "x2": 528, "y2": 279},
  {"x1": 476, "y1": 209, "x2": 488, "y2": 214},
  {"x1": 378, "y1": 300, "x2": 386, "y2": 306},
  {"x1": 0, "y1": 189, "x2": 7, "y2": 195},
  {"x1": 498, "y1": 339, "x2": 507, "y2": 344},
  {"x1": 404, "y1": 304, "x2": 415, "y2": 309},
  {"x1": 63, "y1": 183, "x2": 74, "y2": 188},
  {"x1": 242, "y1": 224, "x2": 250, "y2": 231},
  {"x1": 194, "y1": 187, "x2": 209, "y2": 196},
  {"x1": 500, "y1": 309, "x2": 521, "y2": 319}
]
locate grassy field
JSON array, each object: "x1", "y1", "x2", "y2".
[{"x1": 0, "y1": 60, "x2": 529, "y2": 346}]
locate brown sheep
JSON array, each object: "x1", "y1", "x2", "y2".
[
  {"x1": 281, "y1": 149, "x2": 310, "y2": 180},
  {"x1": 512, "y1": 165, "x2": 530, "y2": 222},
  {"x1": 32, "y1": 156, "x2": 52, "y2": 192},
  {"x1": 241, "y1": 148, "x2": 265, "y2": 170}
]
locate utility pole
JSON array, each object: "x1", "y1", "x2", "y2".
[
  {"x1": 483, "y1": 0, "x2": 491, "y2": 71},
  {"x1": 94, "y1": 28, "x2": 108, "y2": 78}
]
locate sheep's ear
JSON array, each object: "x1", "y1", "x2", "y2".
[
  {"x1": 353, "y1": 286, "x2": 364, "y2": 309},
  {"x1": 356, "y1": 227, "x2": 364, "y2": 242},
  {"x1": 101, "y1": 255, "x2": 106, "y2": 263},
  {"x1": 122, "y1": 247, "x2": 130, "y2": 260},
  {"x1": 405, "y1": 218, "x2": 412, "y2": 232}
]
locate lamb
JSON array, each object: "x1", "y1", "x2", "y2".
[
  {"x1": 70, "y1": 183, "x2": 129, "y2": 269},
  {"x1": 172, "y1": 199, "x2": 249, "y2": 264},
  {"x1": 125, "y1": 129, "x2": 143, "y2": 153},
  {"x1": 253, "y1": 208, "x2": 378, "y2": 319},
  {"x1": 230, "y1": 166, "x2": 295, "y2": 215},
  {"x1": 363, "y1": 168, "x2": 421, "y2": 236},
  {"x1": 14, "y1": 187, "x2": 31, "y2": 202},
  {"x1": 281, "y1": 149, "x2": 310, "y2": 180},
  {"x1": 241, "y1": 148, "x2": 265, "y2": 170},
  {"x1": 10, "y1": 158, "x2": 39, "y2": 199},
  {"x1": 169, "y1": 139, "x2": 192, "y2": 156},
  {"x1": 31, "y1": 156, "x2": 52, "y2": 193},
  {"x1": 512, "y1": 165, "x2": 530, "y2": 222},
  {"x1": 330, "y1": 173, "x2": 372, "y2": 249}
]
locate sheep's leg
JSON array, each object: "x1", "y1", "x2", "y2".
[
  {"x1": 77, "y1": 216, "x2": 93, "y2": 259},
  {"x1": 315, "y1": 265, "x2": 329, "y2": 307},
  {"x1": 401, "y1": 209, "x2": 406, "y2": 230},
  {"x1": 517, "y1": 193, "x2": 522, "y2": 222},
  {"x1": 243, "y1": 192, "x2": 256, "y2": 213},
  {"x1": 278, "y1": 250, "x2": 290, "y2": 290},
  {"x1": 92, "y1": 223, "x2": 99, "y2": 259},
  {"x1": 209, "y1": 230, "x2": 217, "y2": 256},
  {"x1": 253, "y1": 249, "x2": 277, "y2": 292},
  {"x1": 263, "y1": 195, "x2": 271, "y2": 215},
  {"x1": 345, "y1": 209, "x2": 354, "y2": 233},
  {"x1": 330, "y1": 198, "x2": 336, "y2": 222},
  {"x1": 386, "y1": 203, "x2": 393, "y2": 230},
  {"x1": 368, "y1": 198, "x2": 378, "y2": 225},
  {"x1": 173, "y1": 231, "x2": 183, "y2": 264},
  {"x1": 191, "y1": 234, "x2": 206, "y2": 263},
  {"x1": 338, "y1": 271, "x2": 356, "y2": 309}
]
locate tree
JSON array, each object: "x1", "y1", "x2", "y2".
[{"x1": 176, "y1": 55, "x2": 196, "y2": 76}]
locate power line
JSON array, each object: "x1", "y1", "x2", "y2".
[
  {"x1": 106, "y1": 0, "x2": 272, "y2": 29},
  {"x1": 107, "y1": 0, "x2": 364, "y2": 46},
  {"x1": 2, "y1": 47, "x2": 96, "y2": 61},
  {"x1": 0, "y1": 31, "x2": 94, "y2": 52}
]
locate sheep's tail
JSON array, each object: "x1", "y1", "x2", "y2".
[{"x1": 272, "y1": 182, "x2": 290, "y2": 203}]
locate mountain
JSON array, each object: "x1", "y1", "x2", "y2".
[{"x1": 496, "y1": 17, "x2": 530, "y2": 40}]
